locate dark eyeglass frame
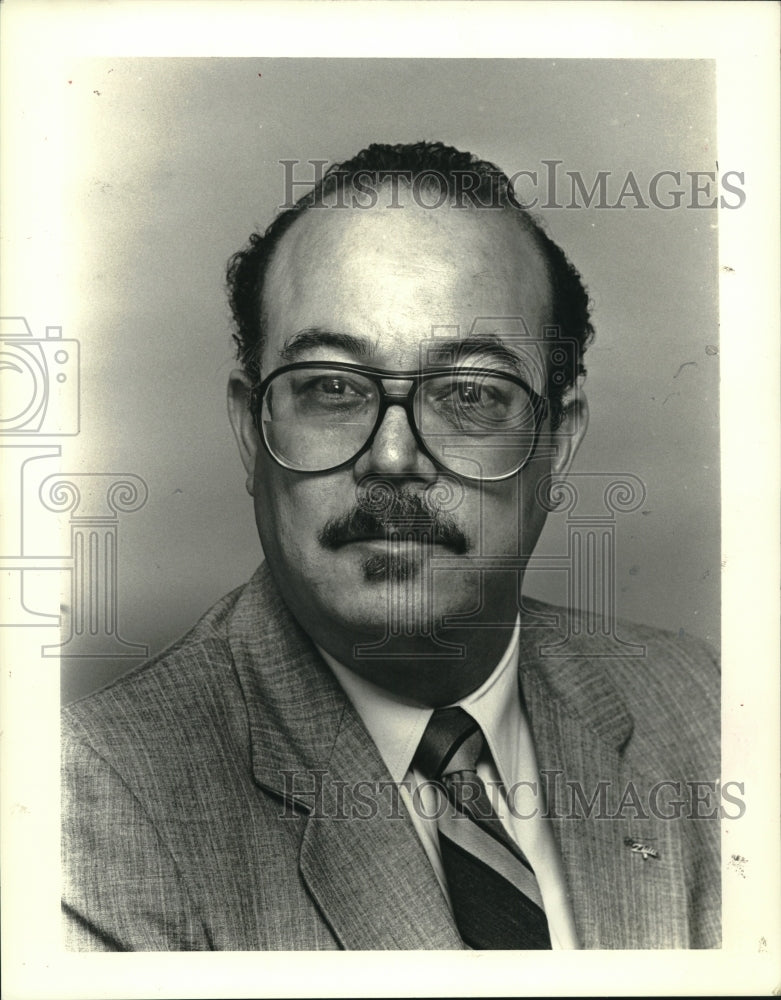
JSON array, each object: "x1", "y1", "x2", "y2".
[{"x1": 251, "y1": 361, "x2": 549, "y2": 482}]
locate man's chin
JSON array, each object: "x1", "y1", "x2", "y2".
[
  {"x1": 315, "y1": 555, "x2": 481, "y2": 640},
  {"x1": 361, "y1": 551, "x2": 418, "y2": 582}
]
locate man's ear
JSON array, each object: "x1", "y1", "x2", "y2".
[
  {"x1": 227, "y1": 369, "x2": 260, "y2": 494},
  {"x1": 549, "y1": 389, "x2": 589, "y2": 478}
]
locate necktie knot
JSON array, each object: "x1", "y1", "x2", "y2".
[{"x1": 414, "y1": 706, "x2": 484, "y2": 779}]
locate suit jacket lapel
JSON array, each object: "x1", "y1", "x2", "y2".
[
  {"x1": 298, "y1": 705, "x2": 463, "y2": 949},
  {"x1": 227, "y1": 564, "x2": 463, "y2": 950},
  {"x1": 519, "y1": 612, "x2": 691, "y2": 949}
]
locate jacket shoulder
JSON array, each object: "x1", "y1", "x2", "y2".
[
  {"x1": 62, "y1": 583, "x2": 246, "y2": 744},
  {"x1": 524, "y1": 595, "x2": 719, "y2": 689},
  {"x1": 60, "y1": 582, "x2": 264, "y2": 950}
]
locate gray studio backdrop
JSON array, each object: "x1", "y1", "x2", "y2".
[{"x1": 55, "y1": 58, "x2": 720, "y2": 702}]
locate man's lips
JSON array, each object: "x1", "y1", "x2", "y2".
[{"x1": 337, "y1": 531, "x2": 450, "y2": 547}]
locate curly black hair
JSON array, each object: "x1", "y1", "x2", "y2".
[{"x1": 226, "y1": 141, "x2": 594, "y2": 429}]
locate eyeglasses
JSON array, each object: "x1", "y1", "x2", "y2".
[{"x1": 252, "y1": 361, "x2": 548, "y2": 482}]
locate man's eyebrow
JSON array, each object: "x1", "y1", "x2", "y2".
[
  {"x1": 279, "y1": 329, "x2": 538, "y2": 380},
  {"x1": 426, "y1": 336, "x2": 536, "y2": 379},
  {"x1": 279, "y1": 328, "x2": 373, "y2": 362}
]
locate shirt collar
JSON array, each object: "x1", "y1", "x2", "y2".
[{"x1": 318, "y1": 618, "x2": 522, "y2": 787}]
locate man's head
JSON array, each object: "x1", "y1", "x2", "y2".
[
  {"x1": 227, "y1": 142, "x2": 593, "y2": 704},
  {"x1": 228, "y1": 142, "x2": 593, "y2": 431}
]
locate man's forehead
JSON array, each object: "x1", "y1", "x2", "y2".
[
  {"x1": 265, "y1": 194, "x2": 549, "y2": 294},
  {"x1": 260, "y1": 195, "x2": 553, "y2": 374}
]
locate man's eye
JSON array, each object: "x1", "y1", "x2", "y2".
[
  {"x1": 299, "y1": 376, "x2": 360, "y2": 396},
  {"x1": 294, "y1": 375, "x2": 371, "y2": 410},
  {"x1": 431, "y1": 380, "x2": 476, "y2": 402},
  {"x1": 318, "y1": 378, "x2": 350, "y2": 395},
  {"x1": 457, "y1": 381, "x2": 483, "y2": 405},
  {"x1": 440, "y1": 380, "x2": 500, "y2": 408}
]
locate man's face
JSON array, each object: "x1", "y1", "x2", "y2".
[{"x1": 230, "y1": 193, "x2": 586, "y2": 700}]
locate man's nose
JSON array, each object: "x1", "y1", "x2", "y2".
[{"x1": 353, "y1": 404, "x2": 438, "y2": 480}]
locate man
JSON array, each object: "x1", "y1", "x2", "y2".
[{"x1": 61, "y1": 141, "x2": 720, "y2": 950}]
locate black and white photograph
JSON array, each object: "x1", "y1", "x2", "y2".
[{"x1": 2, "y1": 2, "x2": 778, "y2": 997}]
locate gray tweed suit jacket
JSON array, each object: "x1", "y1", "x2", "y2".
[{"x1": 61, "y1": 562, "x2": 721, "y2": 950}]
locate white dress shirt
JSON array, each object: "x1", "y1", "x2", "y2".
[{"x1": 318, "y1": 620, "x2": 580, "y2": 949}]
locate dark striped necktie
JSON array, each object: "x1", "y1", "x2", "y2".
[{"x1": 414, "y1": 706, "x2": 552, "y2": 950}]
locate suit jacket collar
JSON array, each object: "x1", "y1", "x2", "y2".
[
  {"x1": 227, "y1": 561, "x2": 347, "y2": 801},
  {"x1": 516, "y1": 602, "x2": 635, "y2": 753}
]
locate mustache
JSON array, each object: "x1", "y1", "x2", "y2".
[{"x1": 318, "y1": 490, "x2": 469, "y2": 554}]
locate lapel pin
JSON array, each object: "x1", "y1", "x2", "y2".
[{"x1": 624, "y1": 837, "x2": 660, "y2": 860}]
